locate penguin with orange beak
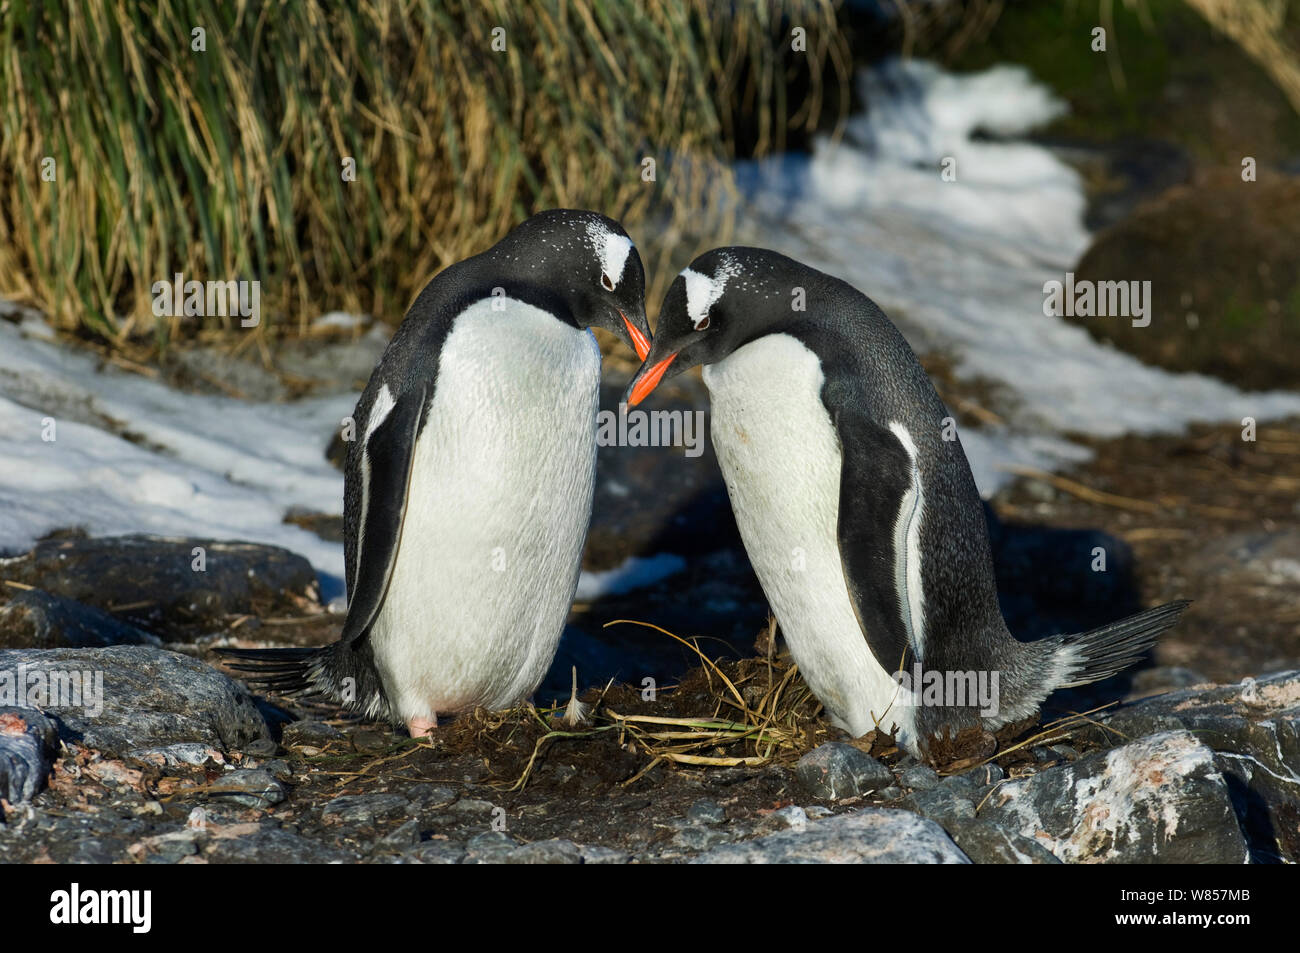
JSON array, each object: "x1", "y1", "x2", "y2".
[
  {"x1": 628, "y1": 246, "x2": 1187, "y2": 757},
  {"x1": 225, "y1": 210, "x2": 652, "y2": 736}
]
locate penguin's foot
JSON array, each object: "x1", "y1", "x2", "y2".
[{"x1": 406, "y1": 715, "x2": 437, "y2": 738}]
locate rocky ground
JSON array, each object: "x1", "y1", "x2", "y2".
[{"x1": 0, "y1": 392, "x2": 1296, "y2": 862}]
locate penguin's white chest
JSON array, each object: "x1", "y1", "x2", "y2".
[
  {"x1": 703, "y1": 335, "x2": 911, "y2": 743},
  {"x1": 369, "y1": 299, "x2": 600, "y2": 718}
]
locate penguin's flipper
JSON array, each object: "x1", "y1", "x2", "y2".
[
  {"x1": 832, "y1": 406, "x2": 921, "y2": 675},
  {"x1": 342, "y1": 384, "x2": 428, "y2": 646}
]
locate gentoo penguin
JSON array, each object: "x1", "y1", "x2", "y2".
[
  {"x1": 627, "y1": 247, "x2": 1188, "y2": 756},
  {"x1": 224, "y1": 209, "x2": 652, "y2": 736}
]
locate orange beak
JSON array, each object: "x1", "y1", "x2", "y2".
[
  {"x1": 628, "y1": 353, "x2": 676, "y2": 406},
  {"x1": 620, "y1": 310, "x2": 651, "y2": 362}
]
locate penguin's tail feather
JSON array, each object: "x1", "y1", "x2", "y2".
[
  {"x1": 1051, "y1": 599, "x2": 1191, "y2": 688},
  {"x1": 216, "y1": 646, "x2": 322, "y2": 695},
  {"x1": 215, "y1": 643, "x2": 392, "y2": 721}
]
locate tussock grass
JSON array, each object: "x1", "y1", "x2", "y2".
[{"x1": 0, "y1": 0, "x2": 848, "y2": 351}]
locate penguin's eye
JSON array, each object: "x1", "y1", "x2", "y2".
[
  {"x1": 601, "y1": 273, "x2": 616, "y2": 292},
  {"x1": 694, "y1": 314, "x2": 710, "y2": 331}
]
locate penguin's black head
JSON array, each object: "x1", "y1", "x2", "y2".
[
  {"x1": 503, "y1": 209, "x2": 651, "y2": 361},
  {"x1": 626, "y1": 247, "x2": 791, "y2": 405}
]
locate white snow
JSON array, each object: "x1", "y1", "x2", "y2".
[
  {"x1": 0, "y1": 320, "x2": 355, "y2": 599},
  {"x1": 574, "y1": 553, "x2": 686, "y2": 602}
]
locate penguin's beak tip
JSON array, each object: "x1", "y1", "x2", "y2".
[
  {"x1": 627, "y1": 353, "x2": 676, "y2": 407},
  {"x1": 619, "y1": 310, "x2": 651, "y2": 362}
]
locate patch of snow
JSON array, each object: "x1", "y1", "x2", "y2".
[{"x1": 574, "y1": 553, "x2": 686, "y2": 601}]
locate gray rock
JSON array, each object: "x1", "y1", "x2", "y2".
[
  {"x1": 796, "y1": 743, "x2": 893, "y2": 800},
  {"x1": 686, "y1": 798, "x2": 726, "y2": 826},
  {"x1": 901, "y1": 786, "x2": 977, "y2": 825},
  {"x1": 462, "y1": 830, "x2": 519, "y2": 864},
  {"x1": 580, "y1": 843, "x2": 632, "y2": 864},
  {"x1": 506, "y1": 838, "x2": 583, "y2": 864},
  {"x1": 757, "y1": 805, "x2": 810, "y2": 833},
  {"x1": 946, "y1": 818, "x2": 1062, "y2": 864},
  {"x1": 405, "y1": 784, "x2": 458, "y2": 815},
  {"x1": 693, "y1": 809, "x2": 969, "y2": 864},
  {"x1": 672, "y1": 826, "x2": 735, "y2": 852},
  {"x1": 373, "y1": 818, "x2": 422, "y2": 852},
  {"x1": 204, "y1": 769, "x2": 286, "y2": 808},
  {"x1": 0, "y1": 589, "x2": 161, "y2": 649},
  {"x1": 2, "y1": 536, "x2": 319, "y2": 639},
  {"x1": 125, "y1": 742, "x2": 224, "y2": 768},
  {"x1": 202, "y1": 825, "x2": 353, "y2": 863},
  {"x1": 979, "y1": 730, "x2": 1247, "y2": 863},
  {"x1": 400, "y1": 841, "x2": 466, "y2": 864},
  {"x1": 1186, "y1": 531, "x2": 1300, "y2": 588},
  {"x1": 899, "y1": 764, "x2": 940, "y2": 791},
  {"x1": 0, "y1": 707, "x2": 58, "y2": 803},
  {"x1": 448, "y1": 797, "x2": 498, "y2": 818},
  {"x1": 0, "y1": 646, "x2": 270, "y2": 756},
  {"x1": 281, "y1": 720, "x2": 344, "y2": 751},
  {"x1": 322, "y1": 793, "x2": 410, "y2": 825},
  {"x1": 1086, "y1": 670, "x2": 1300, "y2": 862}
]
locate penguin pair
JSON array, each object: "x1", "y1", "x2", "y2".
[
  {"x1": 227, "y1": 216, "x2": 1187, "y2": 758},
  {"x1": 224, "y1": 210, "x2": 651, "y2": 736},
  {"x1": 627, "y1": 247, "x2": 1188, "y2": 755}
]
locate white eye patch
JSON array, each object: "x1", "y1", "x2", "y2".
[
  {"x1": 586, "y1": 224, "x2": 633, "y2": 289},
  {"x1": 682, "y1": 257, "x2": 740, "y2": 330}
]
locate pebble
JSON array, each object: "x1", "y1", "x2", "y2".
[{"x1": 796, "y1": 743, "x2": 893, "y2": 800}]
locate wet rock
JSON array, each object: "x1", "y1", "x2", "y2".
[
  {"x1": 978, "y1": 730, "x2": 1247, "y2": 863},
  {"x1": 796, "y1": 743, "x2": 894, "y2": 800},
  {"x1": 506, "y1": 838, "x2": 583, "y2": 864},
  {"x1": 322, "y1": 793, "x2": 410, "y2": 825},
  {"x1": 0, "y1": 589, "x2": 161, "y2": 649},
  {"x1": 0, "y1": 707, "x2": 58, "y2": 804},
  {"x1": 693, "y1": 809, "x2": 969, "y2": 864},
  {"x1": 945, "y1": 818, "x2": 1062, "y2": 864},
  {"x1": 205, "y1": 769, "x2": 286, "y2": 808},
  {"x1": 1087, "y1": 671, "x2": 1300, "y2": 862},
  {"x1": 2, "y1": 536, "x2": 320, "y2": 640},
  {"x1": 0, "y1": 646, "x2": 270, "y2": 756}
]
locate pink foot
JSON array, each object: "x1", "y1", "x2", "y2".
[{"x1": 407, "y1": 715, "x2": 437, "y2": 738}]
